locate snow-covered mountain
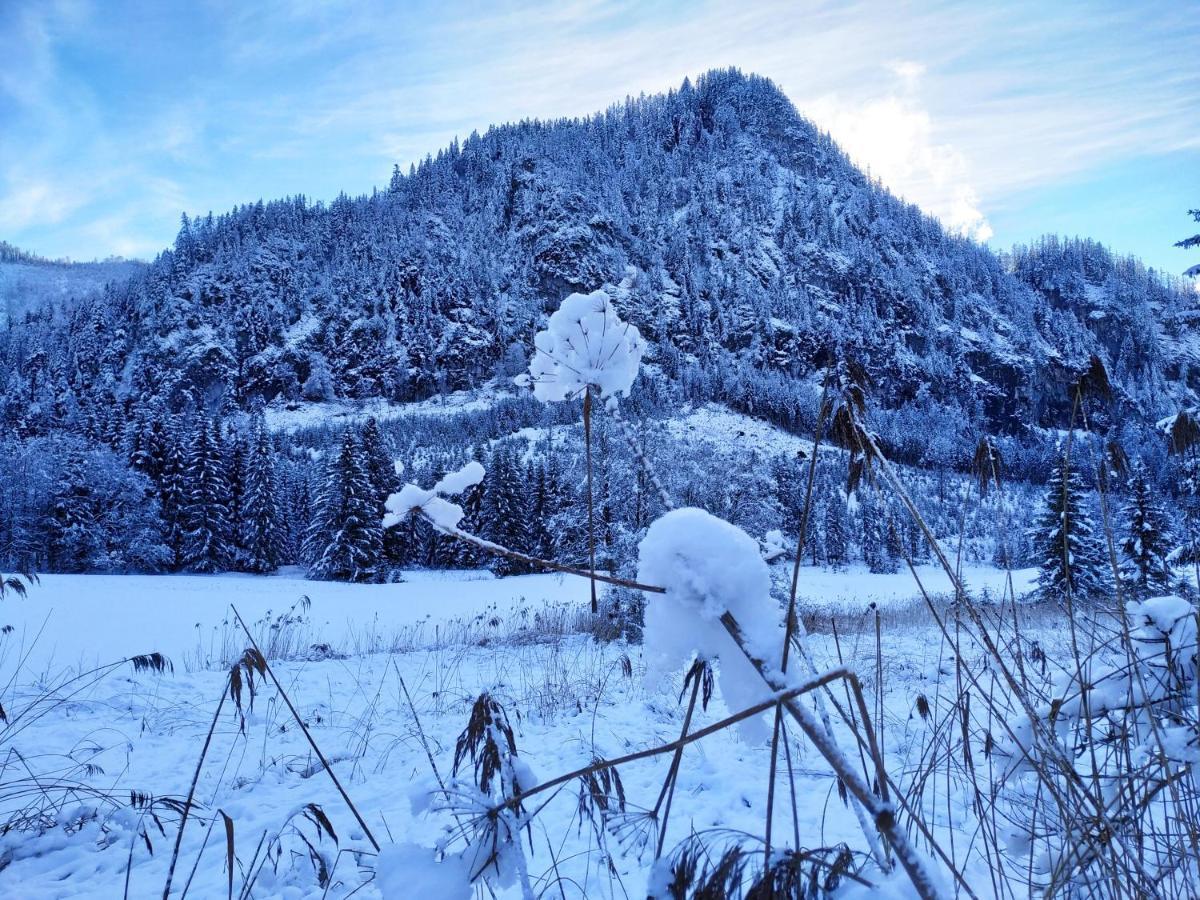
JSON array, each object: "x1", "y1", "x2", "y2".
[{"x1": 1, "y1": 69, "x2": 1196, "y2": 451}]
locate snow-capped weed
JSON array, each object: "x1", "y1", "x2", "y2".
[{"x1": 516, "y1": 289, "x2": 645, "y2": 404}]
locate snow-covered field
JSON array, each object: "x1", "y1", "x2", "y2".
[
  {"x1": 0, "y1": 564, "x2": 1053, "y2": 898},
  {"x1": 0, "y1": 564, "x2": 1036, "y2": 677},
  {"x1": 0, "y1": 569, "x2": 591, "y2": 677}
]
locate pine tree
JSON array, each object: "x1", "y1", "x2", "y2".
[
  {"x1": 528, "y1": 460, "x2": 556, "y2": 563},
  {"x1": 240, "y1": 421, "x2": 283, "y2": 573},
  {"x1": 182, "y1": 417, "x2": 233, "y2": 572},
  {"x1": 449, "y1": 467, "x2": 484, "y2": 568},
  {"x1": 283, "y1": 461, "x2": 314, "y2": 565},
  {"x1": 47, "y1": 452, "x2": 100, "y2": 572},
  {"x1": 359, "y1": 417, "x2": 400, "y2": 510},
  {"x1": 860, "y1": 491, "x2": 898, "y2": 573},
  {"x1": 127, "y1": 409, "x2": 168, "y2": 487},
  {"x1": 158, "y1": 416, "x2": 188, "y2": 570},
  {"x1": 306, "y1": 433, "x2": 383, "y2": 582},
  {"x1": 1030, "y1": 462, "x2": 1106, "y2": 603},
  {"x1": 225, "y1": 427, "x2": 248, "y2": 564},
  {"x1": 1120, "y1": 466, "x2": 1174, "y2": 596},
  {"x1": 482, "y1": 444, "x2": 531, "y2": 576},
  {"x1": 1176, "y1": 440, "x2": 1200, "y2": 565},
  {"x1": 823, "y1": 488, "x2": 850, "y2": 569}
]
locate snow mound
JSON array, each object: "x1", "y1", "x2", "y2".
[
  {"x1": 434, "y1": 460, "x2": 485, "y2": 495},
  {"x1": 517, "y1": 289, "x2": 644, "y2": 401},
  {"x1": 375, "y1": 843, "x2": 473, "y2": 900},
  {"x1": 637, "y1": 507, "x2": 784, "y2": 741}
]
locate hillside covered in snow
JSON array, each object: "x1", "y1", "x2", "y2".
[{"x1": 2, "y1": 70, "x2": 1197, "y2": 455}]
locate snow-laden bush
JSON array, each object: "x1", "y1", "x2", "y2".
[
  {"x1": 515, "y1": 289, "x2": 644, "y2": 402},
  {"x1": 637, "y1": 507, "x2": 784, "y2": 741}
]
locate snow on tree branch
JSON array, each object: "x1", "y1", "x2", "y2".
[
  {"x1": 515, "y1": 289, "x2": 645, "y2": 402},
  {"x1": 637, "y1": 507, "x2": 784, "y2": 741}
]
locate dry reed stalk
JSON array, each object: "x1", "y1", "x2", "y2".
[
  {"x1": 161, "y1": 690, "x2": 227, "y2": 899},
  {"x1": 583, "y1": 388, "x2": 598, "y2": 615},
  {"x1": 230, "y1": 606, "x2": 380, "y2": 853}
]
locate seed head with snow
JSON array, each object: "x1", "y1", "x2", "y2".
[
  {"x1": 382, "y1": 460, "x2": 485, "y2": 532},
  {"x1": 516, "y1": 289, "x2": 645, "y2": 402}
]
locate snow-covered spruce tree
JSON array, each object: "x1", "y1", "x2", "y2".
[
  {"x1": 481, "y1": 443, "x2": 531, "y2": 576},
  {"x1": 239, "y1": 421, "x2": 283, "y2": 573},
  {"x1": 306, "y1": 433, "x2": 383, "y2": 582},
  {"x1": 1030, "y1": 461, "x2": 1106, "y2": 603},
  {"x1": 884, "y1": 510, "x2": 905, "y2": 568},
  {"x1": 1171, "y1": 410, "x2": 1200, "y2": 566},
  {"x1": 126, "y1": 409, "x2": 169, "y2": 487},
  {"x1": 279, "y1": 458, "x2": 312, "y2": 565},
  {"x1": 158, "y1": 416, "x2": 188, "y2": 570},
  {"x1": 449, "y1": 476, "x2": 484, "y2": 569},
  {"x1": 823, "y1": 488, "x2": 851, "y2": 569},
  {"x1": 182, "y1": 417, "x2": 233, "y2": 573},
  {"x1": 527, "y1": 459, "x2": 557, "y2": 562},
  {"x1": 860, "y1": 490, "x2": 899, "y2": 574},
  {"x1": 1120, "y1": 464, "x2": 1174, "y2": 597},
  {"x1": 224, "y1": 426, "x2": 248, "y2": 564},
  {"x1": 359, "y1": 417, "x2": 400, "y2": 512},
  {"x1": 46, "y1": 451, "x2": 101, "y2": 572}
]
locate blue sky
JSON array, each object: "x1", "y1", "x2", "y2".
[{"x1": 2, "y1": 0, "x2": 1197, "y2": 275}]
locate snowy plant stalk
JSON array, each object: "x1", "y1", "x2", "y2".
[
  {"x1": 230, "y1": 606, "x2": 381, "y2": 852},
  {"x1": 766, "y1": 383, "x2": 888, "y2": 870},
  {"x1": 583, "y1": 388, "x2": 598, "y2": 614},
  {"x1": 410, "y1": 510, "x2": 662, "y2": 592},
  {"x1": 833, "y1": 390, "x2": 1098, "y2": 888},
  {"x1": 514, "y1": 289, "x2": 646, "y2": 615},
  {"x1": 716, "y1": 610, "x2": 945, "y2": 900},
  {"x1": 855, "y1": 409, "x2": 1161, "y2": 887}
]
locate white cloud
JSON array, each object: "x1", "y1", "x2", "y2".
[
  {"x1": 3, "y1": 0, "x2": 1196, "y2": 260},
  {"x1": 805, "y1": 67, "x2": 993, "y2": 241}
]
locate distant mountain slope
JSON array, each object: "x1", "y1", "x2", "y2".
[
  {"x1": 1, "y1": 69, "x2": 1195, "y2": 452},
  {"x1": 0, "y1": 242, "x2": 144, "y2": 324}
]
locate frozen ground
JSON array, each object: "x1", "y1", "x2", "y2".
[{"x1": 0, "y1": 564, "x2": 1046, "y2": 898}]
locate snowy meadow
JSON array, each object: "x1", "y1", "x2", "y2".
[{"x1": 1, "y1": 290, "x2": 1197, "y2": 900}]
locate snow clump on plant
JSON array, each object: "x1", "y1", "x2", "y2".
[
  {"x1": 637, "y1": 507, "x2": 785, "y2": 741},
  {"x1": 382, "y1": 461, "x2": 485, "y2": 532}
]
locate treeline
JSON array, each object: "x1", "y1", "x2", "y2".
[{"x1": 0, "y1": 387, "x2": 1068, "y2": 582}]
